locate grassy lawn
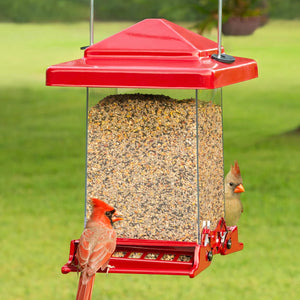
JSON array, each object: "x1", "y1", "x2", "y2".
[{"x1": 0, "y1": 20, "x2": 299, "y2": 299}]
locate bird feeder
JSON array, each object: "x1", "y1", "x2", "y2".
[{"x1": 46, "y1": 17, "x2": 257, "y2": 277}]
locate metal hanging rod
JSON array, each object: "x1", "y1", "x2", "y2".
[
  {"x1": 212, "y1": 0, "x2": 235, "y2": 63},
  {"x1": 90, "y1": 0, "x2": 94, "y2": 46}
]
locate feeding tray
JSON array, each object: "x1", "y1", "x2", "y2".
[
  {"x1": 46, "y1": 19, "x2": 257, "y2": 277},
  {"x1": 61, "y1": 219, "x2": 243, "y2": 278}
]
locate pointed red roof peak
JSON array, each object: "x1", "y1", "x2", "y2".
[{"x1": 85, "y1": 18, "x2": 221, "y2": 59}]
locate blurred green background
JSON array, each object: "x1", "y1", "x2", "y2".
[
  {"x1": 0, "y1": 0, "x2": 299, "y2": 22},
  {"x1": 1, "y1": 1, "x2": 299, "y2": 299}
]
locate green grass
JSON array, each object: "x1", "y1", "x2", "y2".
[{"x1": 0, "y1": 20, "x2": 299, "y2": 299}]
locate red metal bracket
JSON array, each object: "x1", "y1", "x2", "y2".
[{"x1": 61, "y1": 218, "x2": 243, "y2": 278}]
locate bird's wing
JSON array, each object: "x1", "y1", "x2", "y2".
[
  {"x1": 87, "y1": 227, "x2": 117, "y2": 274},
  {"x1": 76, "y1": 227, "x2": 94, "y2": 271},
  {"x1": 76, "y1": 225, "x2": 117, "y2": 276}
]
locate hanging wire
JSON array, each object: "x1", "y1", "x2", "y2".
[
  {"x1": 84, "y1": 0, "x2": 95, "y2": 227},
  {"x1": 217, "y1": 0, "x2": 223, "y2": 58}
]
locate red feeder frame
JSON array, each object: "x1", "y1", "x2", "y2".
[{"x1": 46, "y1": 19, "x2": 256, "y2": 277}]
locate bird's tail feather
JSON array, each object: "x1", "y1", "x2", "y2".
[{"x1": 76, "y1": 273, "x2": 95, "y2": 300}]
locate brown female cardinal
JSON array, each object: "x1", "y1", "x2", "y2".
[
  {"x1": 225, "y1": 161, "x2": 245, "y2": 227},
  {"x1": 75, "y1": 198, "x2": 123, "y2": 300}
]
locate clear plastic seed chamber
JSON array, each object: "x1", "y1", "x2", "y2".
[
  {"x1": 46, "y1": 19, "x2": 257, "y2": 277},
  {"x1": 86, "y1": 87, "x2": 223, "y2": 243}
]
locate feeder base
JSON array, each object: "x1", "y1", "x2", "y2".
[{"x1": 61, "y1": 219, "x2": 243, "y2": 278}]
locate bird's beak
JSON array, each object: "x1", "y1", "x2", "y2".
[
  {"x1": 112, "y1": 210, "x2": 123, "y2": 223},
  {"x1": 234, "y1": 184, "x2": 245, "y2": 193}
]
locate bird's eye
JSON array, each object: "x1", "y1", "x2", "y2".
[
  {"x1": 105, "y1": 210, "x2": 115, "y2": 218},
  {"x1": 229, "y1": 182, "x2": 234, "y2": 186}
]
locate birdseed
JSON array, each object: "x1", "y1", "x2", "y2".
[{"x1": 86, "y1": 93, "x2": 224, "y2": 242}]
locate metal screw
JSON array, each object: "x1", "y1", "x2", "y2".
[
  {"x1": 227, "y1": 239, "x2": 232, "y2": 249},
  {"x1": 207, "y1": 251, "x2": 213, "y2": 261}
]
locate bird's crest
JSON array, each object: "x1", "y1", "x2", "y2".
[
  {"x1": 91, "y1": 198, "x2": 115, "y2": 212},
  {"x1": 90, "y1": 198, "x2": 123, "y2": 226},
  {"x1": 231, "y1": 161, "x2": 241, "y2": 177}
]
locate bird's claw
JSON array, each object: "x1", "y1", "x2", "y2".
[{"x1": 106, "y1": 265, "x2": 115, "y2": 274}]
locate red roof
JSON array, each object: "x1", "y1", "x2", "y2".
[{"x1": 46, "y1": 19, "x2": 258, "y2": 89}]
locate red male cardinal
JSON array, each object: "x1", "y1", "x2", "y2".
[
  {"x1": 75, "y1": 198, "x2": 123, "y2": 300},
  {"x1": 225, "y1": 161, "x2": 245, "y2": 227}
]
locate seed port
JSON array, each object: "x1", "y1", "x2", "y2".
[
  {"x1": 177, "y1": 255, "x2": 192, "y2": 262},
  {"x1": 112, "y1": 251, "x2": 127, "y2": 258},
  {"x1": 144, "y1": 253, "x2": 159, "y2": 260},
  {"x1": 128, "y1": 252, "x2": 143, "y2": 259},
  {"x1": 161, "y1": 254, "x2": 175, "y2": 261}
]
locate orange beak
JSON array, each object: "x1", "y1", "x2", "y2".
[
  {"x1": 112, "y1": 210, "x2": 123, "y2": 223},
  {"x1": 234, "y1": 184, "x2": 245, "y2": 193}
]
